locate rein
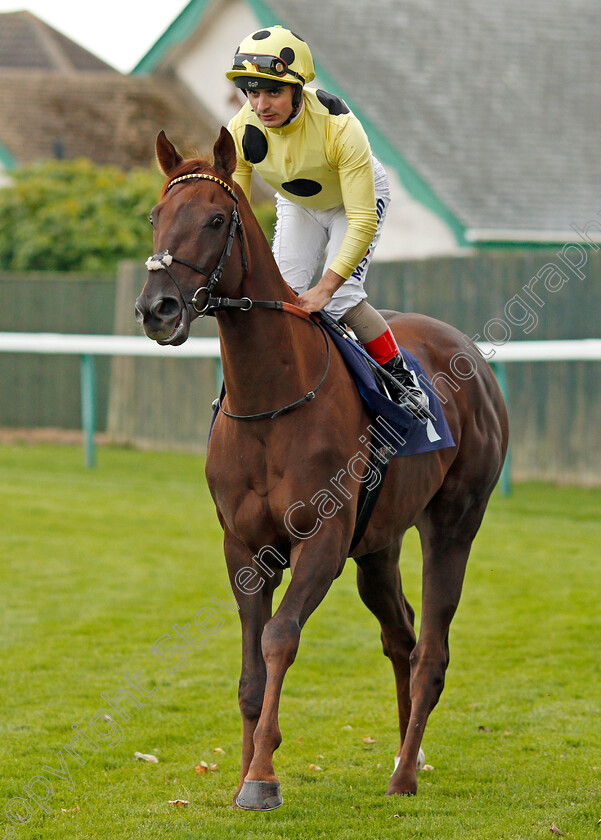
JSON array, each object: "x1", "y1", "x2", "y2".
[
  {"x1": 145, "y1": 171, "x2": 331, "y2": 422},
  {"x1": 217, "y1": 319, "x2": 331, "y2": 421}
]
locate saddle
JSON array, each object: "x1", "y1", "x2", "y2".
[{"x1": 315, "y1": 313, "x2": 454, "y2": 458}]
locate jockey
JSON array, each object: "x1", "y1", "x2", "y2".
[{"x1": 225, "y1": 25, "x2": 427, "y2": 411}]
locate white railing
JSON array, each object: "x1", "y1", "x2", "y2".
[
  {"x1": 1, "y1": 333, "x2": 600, "y2": 360},
  {"x1": 0, "y1": 333, "x2": 218, "y2": 468},
  {"x1": 475, "y1": 338, "x2": 601, "y2": 362},
  {"x1": 0, "y1": 332, "x2": 220, "y2": 358},
  {"x1": 1, "y1": 333, "x2": 600, "y2": 489}
]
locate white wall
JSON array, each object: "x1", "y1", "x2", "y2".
[
  {"x1": 376, "y1": 167, "x2": 462, "y2": 261},
  {"x1": 0, "y1": 165, "x2": 12, "y2": 189},
  {"x1": 176, "y1": 0, "x2": 258, "y2": 127}
]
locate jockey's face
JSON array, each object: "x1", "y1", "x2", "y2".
[{"x1": 247, "y1": 85, "x2": 296, "y2": 128}]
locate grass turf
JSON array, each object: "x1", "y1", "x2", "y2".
[{"x1": 0, "y1": 443, "x2": 600, "y2": 839}]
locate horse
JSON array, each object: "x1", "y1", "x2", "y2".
[{"x1": 135, "y1": 127, "x2": 509, "y2": 811}]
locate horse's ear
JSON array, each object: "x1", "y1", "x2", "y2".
[
  {"x1": 156, "y1": 130, "x2": 183, "y2": 175},
  {"x1": 213, "y1": 127, "x2": 237, "y2": 178}
]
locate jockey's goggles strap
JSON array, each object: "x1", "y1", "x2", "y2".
[{"x1": 232, "y1": 53, "x2": 305, "y2": 84}]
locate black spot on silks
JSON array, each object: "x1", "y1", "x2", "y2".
[
  {"x1": 281, "y1": 179, "x2": 323, "y2": 197},
  {"x1": 279, "y1": 47, "x2": 295, "y2": 65},
  {"x1": 316, "y1": 89, "x2": 350, "y2": 115},
  {"x1": 242, "y1": 125, "x2": 268, "y2": 163},
  {"x1": 291, "y1": 32, "x2": 305, "y2": 42},
  {"x1": 252, "y1": 30, "x2": 270, "y2": 40}
]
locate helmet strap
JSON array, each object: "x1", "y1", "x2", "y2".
[{"x1": 281, "y1": 85, "x2": 304, "y2": 126}]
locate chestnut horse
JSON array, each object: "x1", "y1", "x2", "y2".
[{"x1": 135, "y1": 128, "x2": 509, "y2": 810}]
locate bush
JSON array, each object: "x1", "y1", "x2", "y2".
[
  {"x1": 253, "y1": 200, "x2": 277, "y2": 245},
  {"x1": 0, "y1": 159, "x2": 163, "y2": 273},
  {"x1": 0, "y1": 160, "x2": 277, "y2": 273}
]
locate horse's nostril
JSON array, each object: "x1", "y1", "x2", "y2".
[{"x1": 151, "y1": 296, "x2": 181, "y2": 321}]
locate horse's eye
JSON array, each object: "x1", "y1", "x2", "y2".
[
  {"x1": 148, "y1": 215, "x2": 154, "y2": 227},
  {"x1": 212, "y1": 216, "x2": 225, "y2": 229}
]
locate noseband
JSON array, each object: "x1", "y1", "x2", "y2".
[{"x1": 145, "y1": 173, "x2": 248, "y2": 316}]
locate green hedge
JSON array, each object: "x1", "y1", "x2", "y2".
[{"x1": 0, "y1": 159, "x2": 277, "y2": 274}]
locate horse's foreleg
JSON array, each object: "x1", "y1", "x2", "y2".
[
  {"x1": 224, "y1": 531, "x2": 283, "y2": 805},
  {"x1": 355, "y1": 540, "x2": 419, "y2": 779},
  {"x1": 389, "y1": 503, "x2": 481, "y2": 796},
  {"x1": 236, "y1": 532, "x2": 346, "y2": 810}
]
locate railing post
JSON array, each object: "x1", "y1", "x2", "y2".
[
  {"x1": 491, "y1": 361, "x2": 511, "y2": 496},
  {"x1": 80, "y1": 354, "x2": 96, "y2": 469},
  {"x1": 214, "y1": 356, "x2": 223, "y2": 395}
]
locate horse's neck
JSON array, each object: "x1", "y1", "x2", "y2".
[
  {"x1": 216, "y1": 209, "x2": 317, "y2": 414},
  {"x1": 241, "y1": 206, "x2": 296, "y2": 304}
]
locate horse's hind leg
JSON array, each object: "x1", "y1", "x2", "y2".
[
  {"x1": 388, "y1": 494, "x2": 489, "y2": 796},
  {"x1": 355, "y1": 539, "x2": 420, "y2": 778}
]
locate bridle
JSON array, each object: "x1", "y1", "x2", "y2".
[
  {"x1": 145, "y1": 173, "x2": 248, "y2": 317},
  {"x1": 145, "y1": 171, "x2": 331, "y2": 422}
]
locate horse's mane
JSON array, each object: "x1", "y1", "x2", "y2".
[{"x1": 159, "y1": 156, "x2": 214, "y2": 198}]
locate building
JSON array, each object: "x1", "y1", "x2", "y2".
[
  {"x1": 0, "y1": 10, "x2": 219, "y2": 175},
  {"x1": 133, "y1": 0, "x2": 601, "y2": 258}
]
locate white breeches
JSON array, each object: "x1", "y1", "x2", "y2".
[{"x1": 271, "y1": 156, "x2": 391, "y2": 321}]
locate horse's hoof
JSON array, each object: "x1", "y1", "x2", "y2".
[
  {"x1": 236, "y1": 780, "x2": 283, "y2": 811},
  {"x1": 386, "y1": 784, "x2": 417, "y2": 797}
]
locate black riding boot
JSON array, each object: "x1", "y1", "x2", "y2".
[{"x1": 382, "y1": 352, "x2": 429, "y2": 412}]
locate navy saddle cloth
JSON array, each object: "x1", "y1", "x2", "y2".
[{"x1": 320, "y1": 318, "x2": 455, "y2": 457}]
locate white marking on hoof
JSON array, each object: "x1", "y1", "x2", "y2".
[{"x1": 392, "y1": 748, "x2": 426, "y2": 776}]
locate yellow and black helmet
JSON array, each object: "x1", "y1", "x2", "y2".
[{"x1": 226, "y1": 25, "x2": 315, "y2": 92}]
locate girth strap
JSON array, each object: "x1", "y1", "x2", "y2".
[{"x1": 349, "y1": 441, "x2": 392, "y2": 553}]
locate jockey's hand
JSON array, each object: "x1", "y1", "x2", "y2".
[
  {"x1": 295, "y1": 269, "x2": 346, "y2": 313},
  {"x1": 296, "y1": 285, "x2": 333, "y2": 313}
]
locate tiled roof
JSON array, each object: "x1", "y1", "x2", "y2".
[
  {"x1": 0, "y1": 69, "x2": 219, "y2": 170},
  {"x1": 0, "y1": 10, "x2": 115, "y2": 72},
  {"x1": 256, "y1": 0, "x2": 601, "y2": 237},
  {"x1": 0, "y1": 10, "x2": 219, "y2": 171}
]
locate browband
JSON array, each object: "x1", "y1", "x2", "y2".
[{"x1": 166, "y1": 173, "x2": 237, "y2": 200}]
